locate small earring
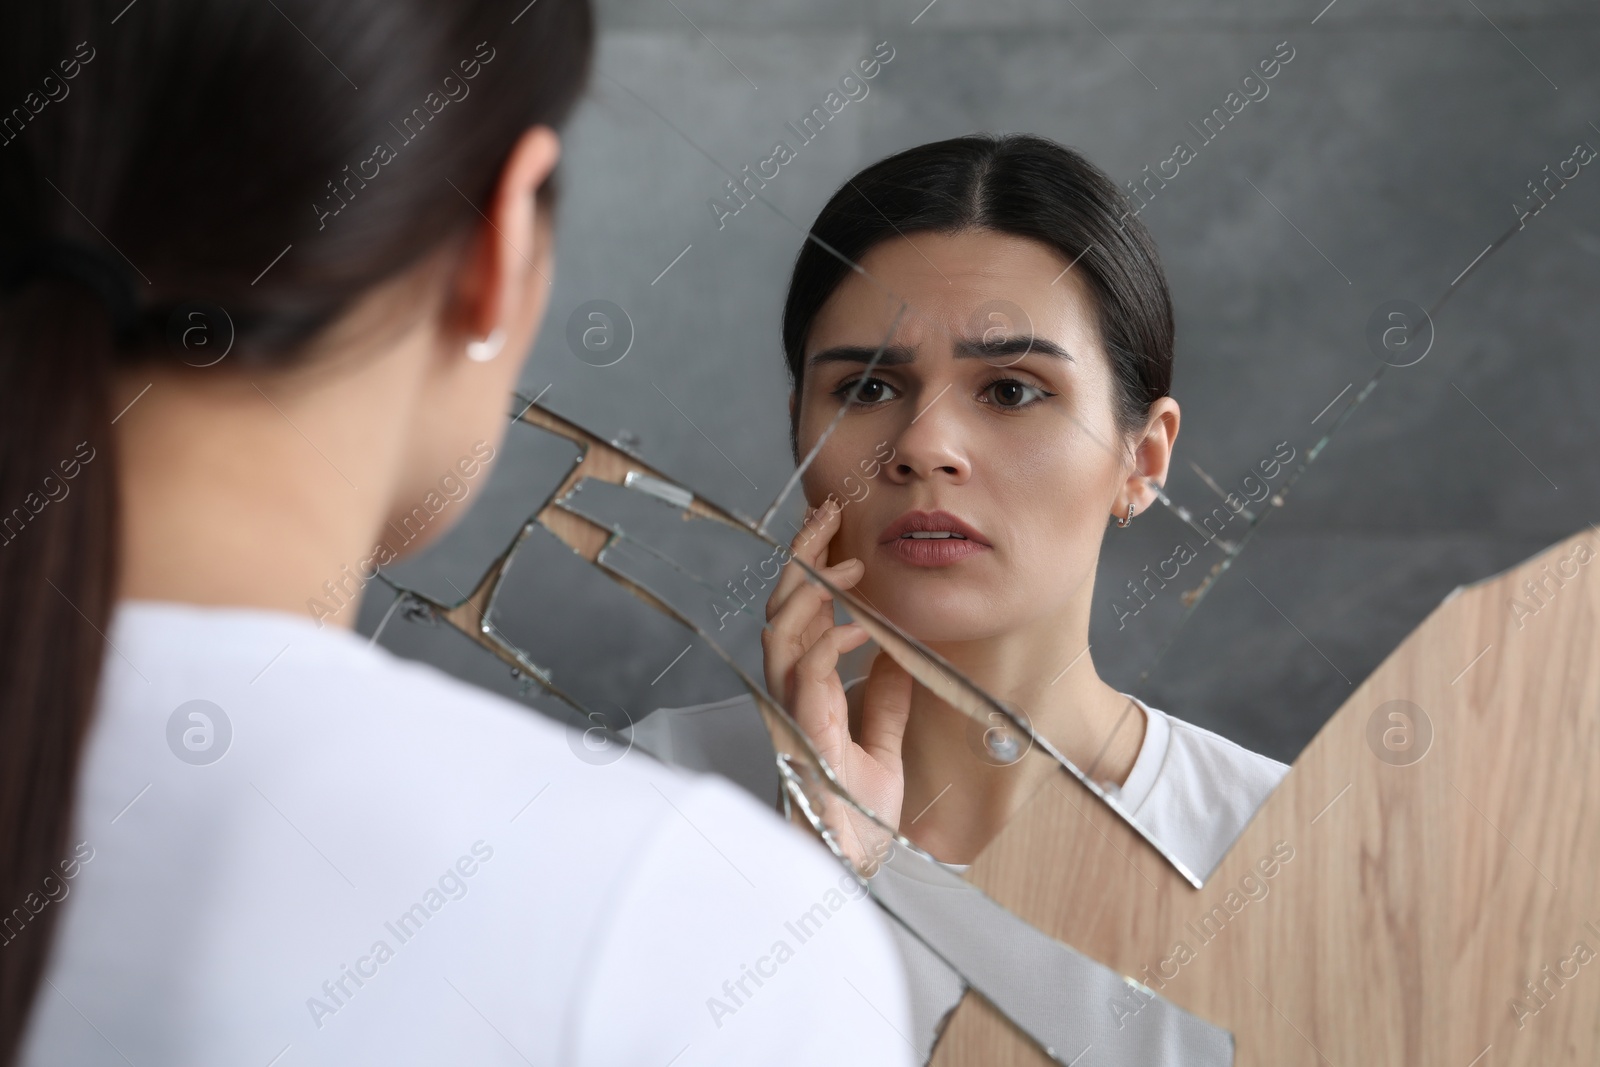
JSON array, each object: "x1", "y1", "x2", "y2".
[
  {"x1": 466, "y1": 327, "x2": 506, "y2": 363},
  {"x1": 1116, "y1": 501, "x2": 1136, "y2": 528}
]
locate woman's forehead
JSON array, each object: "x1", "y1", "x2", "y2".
[{"x1": 806, "y1": 231, "x2": 1104, "y2": 363}]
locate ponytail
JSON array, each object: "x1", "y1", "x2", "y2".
[{"x1": 0, "y1": 280, "x2": 119, "y2": 1062}]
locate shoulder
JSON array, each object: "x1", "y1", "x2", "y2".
[
  {"x1": 1125, "y1": 701, "x2": 1290, "y2": 881},
  {"x1": 564, "y1": 773, "x2": 915, "y2": 1065},
  {"x1": 84, "y1": 601, "x2": 720, "y2": 871},
  {"x1": 39, "y1": 603, "x2": 849, "y2": 1064},
  {"x1": 52, "y1": 604, "x2": 913, "y2": 1066},
  {"x1": 1159, "y1": 708, "x2": 1291, "y2": 792}
]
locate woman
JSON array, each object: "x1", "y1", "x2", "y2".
[
  {"x1": 766, "y1": 132, "x2": 1289, "y2": 873},
  {"x1": 0, "y1": 3, "x2": 914, "y2": 1065},
  {"x1": 651, "y1": 133, "x2": 1290, "y2": 1061}
]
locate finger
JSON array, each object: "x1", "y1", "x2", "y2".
[
  {"x1": 767, "y1": 558, "x2": 862, "y2": 646},
  {"x1": 789, "y1": 623, "x2": 870, "y2": 741},
  {"x1": 761, "y1": 559, "x2": 863, "y2": 696},
  {"x1": 791, "y1": 560, "x2": 865, "y2": 673},
  {"x1": 766, "y1": 498, "x2": 845, "y2": 620},
  {"x1": 765, "y1": 502, "x2": 840, "y2": 622},
  {"x1": 858, "y1": 652, "x2": 914, "y2": 770},
  {"x1": 762, "y1": 556, "x2": 861, "y2": 686},
  {"x1": 762, "y1": 582, "x2": 830, "y2": 697}
]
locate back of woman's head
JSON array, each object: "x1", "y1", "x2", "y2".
[
  {"x1": 782, "y1": 132, "x2": 1175, "y2": 451},
  {"x1": 0, "y1": 1, "x2": 592, "y2": 1057}
]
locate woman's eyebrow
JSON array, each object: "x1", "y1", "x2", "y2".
[
  {"x1": 806, "y1": 343, "x2": 917, "y2": 367},
  {"x1": 953, "y1": 335, "x2": 1074, "y2": 361}
]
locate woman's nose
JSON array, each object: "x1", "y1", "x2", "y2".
[{"x1": 884, "y1": 388, "x2": 971, "y2": 484}]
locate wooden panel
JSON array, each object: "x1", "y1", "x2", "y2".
[{"x1": 931, "y1": 529, "x2": 1600, "y2": 1066}]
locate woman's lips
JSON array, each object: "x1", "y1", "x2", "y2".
[
  {"x1": 878, "y1": 509, "x2": 992, "y2": 568},
  {"x1": 885, "y1": 534, "x2": 990, "y2": 567}
]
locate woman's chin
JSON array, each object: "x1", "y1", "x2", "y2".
[{"x1": 850, "y1": 582, "x2": 1005, "y2": 646}]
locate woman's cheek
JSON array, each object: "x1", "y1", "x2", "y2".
[
  {"x1": 825, "y1": 509, "x2": 851, "y2": 567},
  {"x1": 846, "y1": 513, "x2": 876, "y2": 568}
]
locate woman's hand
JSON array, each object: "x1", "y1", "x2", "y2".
[{"x1": 763, "y1": 500, "x2": 913, "y2": 872}]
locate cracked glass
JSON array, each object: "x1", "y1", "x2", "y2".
[{"x1": 359, "y1": 19, "x2": 1592, "y2": 1066}]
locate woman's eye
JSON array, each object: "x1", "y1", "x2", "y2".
[
  {"x1": 835, "y1": 377, "x2": 899, "y2": 405},
  {"x1": 981, "y1": 379, "x2": 1054, "y2": 408}
]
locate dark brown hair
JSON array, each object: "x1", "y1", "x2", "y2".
[
  {"x1": 782, "y1": 133, "x2": 1175, "y2": 451},
  {"x1": 0, "y1": 1, "x2": 592, "y2": 1058}
]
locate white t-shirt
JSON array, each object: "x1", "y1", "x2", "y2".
[
  {"x1": 17, "y1": 601, "x2": 914, "y2": 1067},
  {"x1": 884, "y1": 693, "x2": 1289, "y2": 1061},
  {"x1": 634, "y1": 690, "x2": 1289, "y2": 1063}
]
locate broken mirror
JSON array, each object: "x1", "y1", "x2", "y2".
[{"x1": 359, "y1": 22, "x2": 1595, "y2": 1065}]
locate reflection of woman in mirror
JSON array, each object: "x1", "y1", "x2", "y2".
[
  {"x1": 639, "y1": 133, "x2": 1291, "y2": 1060},
  {"x1": 759, "y1": 131, "x2": 1293, "y2": 1055},
  {"x1": 762, "y1": 133, "x2": 1289, "y2": 882}
]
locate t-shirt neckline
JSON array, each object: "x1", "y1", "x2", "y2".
[
  {"x1": 915, "y1": 692, "x2": 1166, "y2": 874},
  {"x1": 1104, "y1": 691, "x2": 1168, "y2": 816},
  {"x1": 110, "y1": 597, "x2": 384, "y2": 665}
]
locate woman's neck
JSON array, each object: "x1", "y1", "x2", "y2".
[
  {"x1": 111, "y1": 348, "x2": 423, "y2": 627},
  {"x1": 869, "y1": 621, "x2": 1147, "y2": 865}
]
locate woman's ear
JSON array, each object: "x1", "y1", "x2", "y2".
[
  {"x1": 447, "y1": 125, "x2": 562, "y2": 354},
  {"x1": 1120, "y1": 397, "x2": 1180, "y2": 514}
]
